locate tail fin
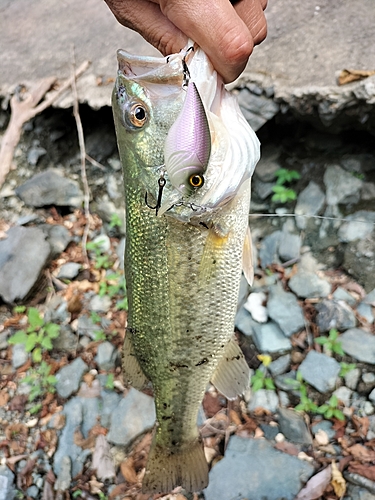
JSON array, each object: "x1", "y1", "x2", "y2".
[{"x1": 142, "y1": 438, "x2": 208, "y2": 494}]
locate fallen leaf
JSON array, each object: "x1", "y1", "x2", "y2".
[
  {"x1": 315, "y1": 429, "x2": 329, "y2": 446},
  {"x1": 6, "y1": 423, "x2": 28, "y2": 454},
  {"x1": 349, "y1": 463, "x2": 375, "y2": 481},
  {"x1": 88, "y1": 476, "x2": 104, "y2": 494},
  {"x1": 331, "y1": 460, "x2": 346, "y2": 497},
  {"x1": 74, "y1": 430, "x2": 96, "y2": 450},
  {"x1": 274, "y1": 441, "x2": 299, "y2": 456},
  {"x1": 347, "y1": 444, "x2": 375, "y2": 463},
  {"x1": 0, "y1": 390, "x2": 10, "y2": 406},
  {"x1": 92, "y1": 435, "x2": 115, "y2": 481},
  {"x1": 229, "y1": 409, "x2": 242, "y2": 426},
  {"x1": 352, "y1": 415, "x2": 369, "y2": 438},
  {"x1": 338, "y1": 69, "x2": 375, "y2": 86},
  {"x1": 77, "y1": 379, "x2": 101, "y2": 398},
  {"x1": 121, "y1": 456, "x2": 139, "y2": 484},
  {"x1": 295, "y1": 465, "x2": 332, "y2": 500}
]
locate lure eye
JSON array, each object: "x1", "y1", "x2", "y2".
[
  {"x1": 189, "y1": 174, "x2": 204, "y2": 188},
  {"x1": 129, "y1": 103, "x2": 148, "y2": 127}
]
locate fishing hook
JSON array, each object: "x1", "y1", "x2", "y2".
[{"x1": 145, "y1": 175, "x2": 166, "y2": 216}]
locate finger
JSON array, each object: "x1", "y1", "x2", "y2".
[
  {"x1": 234, "y1": 0, "x2": 267, "y2": 46},
  {"x1": 104, "y1": 0, "x2": 188, "y2": 55},
  {"x1": 159, "y1": 0, "x2": 254, "y2": 82}
]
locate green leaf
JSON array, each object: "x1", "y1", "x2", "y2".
[
  {"x1": 329, "y1": 328, "x2": 338, "y2": 340},
  {"x1": 329, "y1": 394, "x2": 338, "y2": 407},
  {"x1": 295, "y1": 403, "x2": 305, "y2": 412},
  {"x1": 13, "y1": 305, "x2": 26, "y2": 314},
  {"x1": 264, "y1": 378, "x2": 275, "y2": 390},
  {"x1": 32, "y1": 348, "x2": 42, "y2": 363},
  {"x1": 25, "y1": 333, "x2": 38, "y2": 352},
  {"x1": 317, "y1": 404, "x2": 329, "y2": 414},
  {"x1": 105, "y1": 373, "x2": 115, "y2": 389},
  {"x1": 30, "y1": 403, "x2": 42, "y2": 414},
  {"x1": 8, "y1": 330, "x2": 28, "y2": 345},
  {"x1": 314, "y1": 336, "x2": 327, "y2": 345},
  {"x1": 325, "y1": 408, "x2": 333, "y2": 419},
  {"x1": 333, "y1": 409, "x2": 345, "y2": 421},
  {"x1": 252, "y1": 378, "x2": 264, "y2": 392},
  {"x1": 47, "y1": 375, "x2": 57, "y2": 385},
  {"x1": 41, "y1": 337, "x2": 53, "y2": 350},
  {"x1": 332, "y1": 343, "x2": 345, "y2": 356},
  {"x1": 28, "y1": 307, "x2": 44, "y2": 329},
  {"x1": 45, "y1": 323, "x2": 60, "y2": 338}
]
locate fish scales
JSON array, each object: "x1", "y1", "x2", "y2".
[{"x1": 112, "y1": 45, "x2": 260, "y2": 494}]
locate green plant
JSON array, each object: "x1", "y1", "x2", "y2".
[
  {"x1": 251, "y1": 355, "x2": 275, "y2": 392},
  {"x1": 339, "y1": 362, "x2": 356, "y2": 377},
  {"x1": 13, "y1": 305, "x2": 26, "y2": 314},
  {"x1": 317, "y1": 394, "x2": 345, "y2": 421},
  {"x1": 99, "y1": 272, "x2": 125, "y2": 298},
  {"x1": 105, "y1": 373, "x2": 115, "y2": 390},
  {"x1": 109, "y1": 213, "x2": 122, "y2": 229},
  {"x1": 315, "y1": 328, "x2": 345, "y2": 356},
  {"x1": 271, "y1": 168, "x2": 300, "y2": 203},
  {"x1": 90, "y1": 311, "x2": 102, "y2": 324},
  {"x1": 8, "y1": 308, "x2": 60, "y2": 362},
  {"x1": 94, "y1": 330, "x2": 107, "y2": 342},
  {"x1": 22, "y1": 361, "x2": 57, "y2": 413},
  {"x1": 86, "y1": 239, "x2": 112, "y2": 269},
  {"x1": 294, "y1": 382, "x2": 319, "y2": 413}
]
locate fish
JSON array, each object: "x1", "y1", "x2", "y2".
[{"x1": 112, "y1": 43, "x2": 260, "y2": 494}]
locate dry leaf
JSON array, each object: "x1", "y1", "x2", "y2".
[
  {"x1": 0, "y1": 390, "x2": 10, "y2": 406},
  {"x1": 338, "y1": 69, "x2": 375, "y2": 86},
  {"x1": 74, "y1": 430, "x2": 96, "y2": 450},
  {"x1": 352, "y1": 415, "x2": 369, "y2": 438},
  {"x1": 295, "y1": 465, "x2": 332, "y2": 500},
  {"x1": 274, "y1": 441, "x2": 299, "y2": 456},
  {"x1": 121, "y1": 456, "x2": 139, "y2": 484},
  {"x1": 229, "y1": 409, "x2": 242, "y2": 426},
  {"x1": 78, "y1": 379, "x2": 101, "y2": 398},
  {"x1": 347, "y1": 444, "x2": 375, "y2": 463},
  {"x1": 349, "y1": 462, "x2": 375, "y2": 481},
  {"x1": 92, "y1": 435, "x2": 115, "y2": 481},
  {"x1": 331, "y1": 460, "x2": 346, "y2": 497},
  {"x1": 88, "y1": 476, "x2": 104, "y2": 494}
]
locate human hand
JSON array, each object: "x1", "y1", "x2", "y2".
[{"x1": 104, "y1": 0, "x2": 267, "y2": 83}]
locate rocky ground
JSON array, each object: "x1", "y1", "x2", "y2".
[{"x1": 0, "y1": 93, "x2": 375, "y2": 500}]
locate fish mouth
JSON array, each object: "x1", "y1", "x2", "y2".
[{"x1": 117, "y1": 49, "x2": 184, "y2": 85}]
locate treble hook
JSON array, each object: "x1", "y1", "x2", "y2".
[{"x1": 145, "y1": 175, "x2": 166, "y2": 216}]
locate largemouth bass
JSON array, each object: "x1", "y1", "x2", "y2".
[{"x1": 112, "y1": 44, "x2": 260, "y2": 494}]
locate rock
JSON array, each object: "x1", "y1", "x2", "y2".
[
  {"x1": 345, "y1": 368, "x2": 361, "y2": 390},
  {"x1": 107, "y1": 388, "x2": 156, "y2": 446},
  {"x1": 54, "y1": 456, "x2": 71, "y2": 491},
  {"x1": 295, "y1": 181, "x2": 326, "y2": 230},
  {"x1": 259, "y1": 231, "x2": 281, "y2": 268},
  {"x1": 100, "y1": 390, "x2": 122, "y2": 428},
  {"x1": 289, "y1": 269, "x2": 331, "y2": 298},
  {"x1": 345, "y1": 485, "x2": 375, "y2": 500},
  {"x1": 15, "y1": 169, "x2": 84, "y2": 207},
  {"x1": 238, "y1": 89, "x2": 280, "y2": 131},
  {"x1": 269, "y1": 354, "x2": 291, "y2": 377},
  {"x1": 341, "y1": 328, "x2": 375, "y2": 364},
  {"x1": 362, "y1": 182, "x2": 375, "y2": 201},
  {"x1": 260, "y1": 423, "x2": 280, "y2": 440},
  {"x1": 243, "y1": 292, "x2": 268, "y2": 323},
  {"x1": 77, "y1": 314, "x2": 103, "y2": 340},
  {"x1": 362, "y1": 372, "x2": 375, "y2": 384},
  {"x1": 323, "y1": 164, "x2": 363, "y2": 205},
  {"x1": 298, "y1": 350, "x2": 341, "y2": 393},
  {"x1": 368, "y1": 389, "x2": 375, "y2": 404},
  {"x1": 55, "y1": 357, "x2": 88, "y2": 398},
  {"x1": 278, "y1": 230, "x2": 301, "y2": 263},
  {"x1": 0, "y1": 465, "x2": 15, "y2": 500},
  {"x1": 11, "y1": 343, "x2": 28, "y2": 369},
  {"x1": 267, "y1": 284, "x2": 305, "y2": 337},
  {"x1": 95, "y1": 341, "x2": 118, "y2": 371},
  {"x1": 248, "y1": 389, "x2": 279, "y2": 413},
  {"x1": 333, "y1": 386, "x2": 353, "y2": 407},
  {"x1": 27, "y1": 145, "x2": 47, "y2": 166},
  {"x1": 253, "y1": 145, "x2": 281, "y2": 182},
  {"x1": 52, "y1": 326, "x2": 78, "y2": 352},
  {"x1": 89, "y1": 294, "x2": 112, "y2": 313},
  {"x1": 116, "y1": 237, "x2": 125, "y2": 270},
  {"x1": 95, "y1": 198, "x2": 125, "y2": 235},
  {"x1": 106, "y1": 174, "x2": 122, "y2": 200},
  {"x1": 204, "y1": 436, "x2": 314, "y2": 500},
  {"x1": 315, "y1": 299, "x2": 356, "y2": 332},
  {"x1": 365, "y1": 289, "x2": 375, "y2": 306},
  {"x1": 311, "y1": 420, "x2": 335, "y2": 441},
  {"x1": 277, "y1": 407, "x2": 312, "y2": 445},
  {"x1": 0, "y1": 226, "x2": 51, "y2": 303},
  {"x1": 39, "y1": 224, "x2": 72, "y2": 258},
  {"x1": 26, "y1": 485, "x2": 39, "y2": 498},
  {"x1": 274, "y1": 371, "x2": 300, "y2": 393},
  {"x1": 345, "y1": 473, "x2": 375, "y2": 495},
  {"x1": 235, "y1": 306, "x2": 256, "y2": 337},
  {"x1": 333, "y1": 287, "x2": 357, "y2": 306},
  {"x1": 340, "y1": 155, "x2": 364, "y2": 174},
  {"x1": 253, "y1": 179, "x2": 274, "y2": 200},
  {"x1": 57, "y1": 262, "x2": 81, "y2": 280},
  {"x1": 252, "y1": 321, "x2": 292, "y2": 354},
  {"x1": 80, "y1": 397, "x2": 101, "y2": 437},
  {"x1": 91, "y1": 233, "x2": 111, "y2": 253},
  {"x1": 338, "y1": 211, "x2": 375, "y2": 242},
  {"x1": 357, "y1": 302, "x2": 374, "y2": 324},
  {"x1": 344, "y1": 238, "x2": 375, "y2": 293},
  {"x1": 44, "y1": 295, "x2": 70, "y2": 324}
]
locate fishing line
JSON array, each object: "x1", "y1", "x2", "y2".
[{"x1": 249, "y1": 213, "x2": 375, "y2": 225}]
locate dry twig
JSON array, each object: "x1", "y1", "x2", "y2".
[
  {"x1": 71, "y1": 49, "x2": 91, "y2": 267},
  {"x1": 0, "y1": 60, "x2": 90, "y2": 188}
]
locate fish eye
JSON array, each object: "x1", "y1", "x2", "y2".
[
  {"x1": 189, "y1": 174, "x2": 204, "y2": 188},
  {"x1": 128, "y1": 103, "x2": 148, "y2": 128}
]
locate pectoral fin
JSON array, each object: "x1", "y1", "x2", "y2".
[
  {"x1": 123, "y1": 332, "x2": 149, "y2": 390},
  {"x1": 242, "y1": 225, "x2": 254, "y2": 286},
  {"x1": 211, "y1": 338, "x2": 250, "y2": 400}
]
